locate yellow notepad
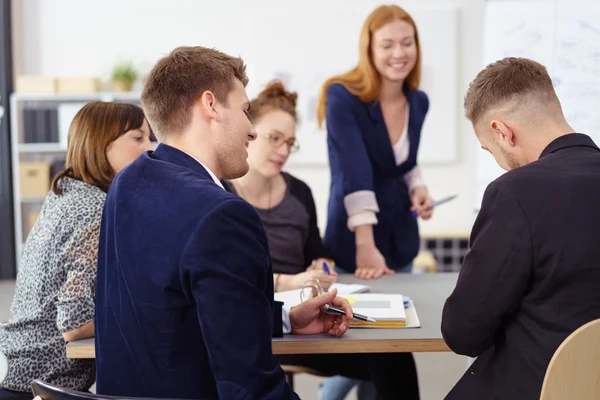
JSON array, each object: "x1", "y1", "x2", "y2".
[{"x1": 339, "y1": 294, "x2": 407, "y2": 328}]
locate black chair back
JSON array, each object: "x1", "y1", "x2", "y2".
[{"x1": 31, "y1": 380, "x2": 196, "y2": 400}]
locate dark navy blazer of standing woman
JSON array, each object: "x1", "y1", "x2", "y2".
[{"x1": 323, "y1": 83, "x2": 429, "y2": 273}]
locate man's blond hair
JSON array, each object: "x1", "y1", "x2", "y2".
[
  {"x1": 464, "y1": 57, "x2": 560, "y2": 126},
  {"x1": 141, "y1": 46, "x2": 248, "y2": 141}
]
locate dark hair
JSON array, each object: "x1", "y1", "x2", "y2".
[
  {"x1": 52, "y1": 101, "x2": 146, "y2": 194},
  {"x1": 250, "y1": 80, "x2": 298, "y2": 123},
  {"x1": 141, "y1": 46, "x2": 249, "y2": 140}
]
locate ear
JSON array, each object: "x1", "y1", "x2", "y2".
[
  {"x1": 199, "y1": 90, "x2": 220, "y2": 122},
  {"x1": 489, "y1": 119, "x2": 516, "y2": 146}
]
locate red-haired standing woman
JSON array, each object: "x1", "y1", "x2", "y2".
[{"x1": 317, "y1": 4, "x2": 432, "y2": 399}]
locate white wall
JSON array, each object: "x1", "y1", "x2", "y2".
[{"x1": 11, "y1": 0, "x2": 485, "y2": 236}]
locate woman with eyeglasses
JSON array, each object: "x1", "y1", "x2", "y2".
[
  {"x1": 223, "y1": 80, "x2": 338, "y2": 292},
  {"x1": 223, "y1": 80, "x2": 416, "y2": 400}
]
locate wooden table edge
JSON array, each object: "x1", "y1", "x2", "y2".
[
  {"x1": 66, "y1": 339, "x2": 451, "y2": 359},
  {"x1": 272, "y1": 339, "x2": 451, "y2": 354},
  {"x1": 66, "y1": 343, "x2": 96, "y2": 359}
]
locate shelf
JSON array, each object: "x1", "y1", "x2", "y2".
[
  {"x1": 19, "y1": 143, "x2": 67, "y2": 153},
  {"x1": 10, "y1": 91, "x2": 147, "y2": 271},
  {"x1": 12, "y1": 92, "x2": 142, "y2": 102},
  {"x1": 19, "y1": 141, "x2": 157, "y2": 154},
  {"x1": 21, "y1": 196, "x2": 46, "y2": 204}
]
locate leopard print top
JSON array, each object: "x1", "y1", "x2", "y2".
[{"x1": 0, "y1": 176, "x2": 105, "y2": 392}]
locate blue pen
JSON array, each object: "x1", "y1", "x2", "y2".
[
  {"x1": 412, "y1": 194, "x2": 458, "y2": 218},
  {"x1": 322, "y1": 261, "x2": 331, "y2": 276}
]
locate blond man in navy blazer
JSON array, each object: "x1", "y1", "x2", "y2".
[{"x1": 95, "y1": 46, "x2": 353, "y2": 400}]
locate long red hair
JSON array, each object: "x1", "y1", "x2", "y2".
[{"x1": 316, "y1": 5, "x2": 421, "y2": 128}]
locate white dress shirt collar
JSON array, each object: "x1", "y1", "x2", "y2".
[{"x1": 187, "y1": 153, "x2": 225, "y2": 190}]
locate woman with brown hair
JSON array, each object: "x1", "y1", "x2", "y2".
[
  {"x1": 224, "y1": 79, "x2": 419, "y2": 400},
  {"x1": 0, "y1": 101, "x2": 152, "y2": 400},
  {"x1": 224, "y1": 80, "x2": 338, "y2": 292}
]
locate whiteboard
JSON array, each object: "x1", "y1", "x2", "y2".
[
  {"x1": 247, "y1": 4, "x2": 459, "y2": 166},
  {"x1": 476, "y1": 0, "x2": 600, "y2": 208}
]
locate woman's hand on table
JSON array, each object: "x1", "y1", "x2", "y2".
[{"x1": 355, "y1": 242, "x2": 395, "y2": 280}]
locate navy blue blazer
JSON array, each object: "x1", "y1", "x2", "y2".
[
  {"x1": 95, "y1": 144, "x2": 298, "y2": 400},
  {"x1": 323, "y1": 83, "x2": 429, "y2": 272}
]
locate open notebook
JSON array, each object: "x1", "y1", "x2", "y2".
[
  {"x1": 274, "y1": 283, "x2": 370, "y2": 308},
  {"x1": 330, "y1": 282, "x2": 370, "y2": 294},
  {"x1": 274, "y1": 288, "x2": 421, "y2": 329},
  {"x1": 340, "y1": 294, "x2": 407, "y2": 328}
]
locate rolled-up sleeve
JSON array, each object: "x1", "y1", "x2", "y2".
[
  {"x1": 56, "y1": 216, "x2": 100, "y2": 333},
  {"x1": 326, "y1": 84, "x2": 379, "y2": 231},
  {"x1": 344, "y1": 191, "x2": 379, "y2": 231},
  {"x1": 404, "y1": 165, "x2": 426, "y2": 193}
]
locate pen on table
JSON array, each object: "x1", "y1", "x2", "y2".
[
  {"x1": 321, "y1": 304, "x2": 377, "y2": 323},
  {"x1": 412, "y1": 194, "x2": 458, "y2": 218}
]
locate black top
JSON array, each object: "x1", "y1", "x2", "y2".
[
  {"x1": 223, "y1": 172, "x2": 328, "y2": 275},
  {"x1": 442, "y1": 133, "x2": 600, "y2": 400}
]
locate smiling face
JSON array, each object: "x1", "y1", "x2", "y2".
[
  {"x1": 371, "y1": 19, "x2": 418, "y2": 84},
  {"x1": 212, "y1": 78, "x2": 257, "y2": 180},
  {"x1": 246, "y1": 109, "x2": 297, "y2": 178}
]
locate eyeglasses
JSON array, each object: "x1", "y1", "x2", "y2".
[{"x1": 261, "y1": 131, "x2": 300, "y2": 153}]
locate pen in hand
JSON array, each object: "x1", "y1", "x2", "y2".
[
  {"x1": 321, "y1": 303, "x2": 377, "y2": 323},
  {"x1": 412, "y1": 194, "x2": 458, "y2": 218},
  {"x1": 320, "y1": 262, "x2": 377, "y2": 322}
]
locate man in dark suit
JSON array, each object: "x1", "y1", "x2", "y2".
[
  {"x1": 94, "y1": 46, "x2": 353, "y2": 400},
  {"x1": 442, "y1": 57, "x2": 600, "y2": 399}
]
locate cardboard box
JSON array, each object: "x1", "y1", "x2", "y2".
[
  {"x1": 19, "y1": 161, "x2": 52, "y2": 198},
  {"x1": 57, "y1": 77, "x2": 100, "y2": 93},
  {"x1": 15, "y1": 75, "x2": 57, "y2": 94}
]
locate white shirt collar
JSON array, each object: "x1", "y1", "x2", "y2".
[{"x1": 187, "y1": 154, "x2": 225, "y2": 190}]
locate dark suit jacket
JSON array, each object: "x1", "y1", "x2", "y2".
[
  {"x1": 322, "y1": 83, "x2": 429, "y2": 271},
  {"x1": 95, "y1": 144, "x2": 298, "y2": 400},
  {"x1": 442, "y1": 133, "x2": 600, "y2": 400}
]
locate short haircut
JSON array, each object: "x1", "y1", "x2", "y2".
[
  {"x1": 141, "y1": 46, "x2": 248, "y2": 140},
  {"x1": 464, "y1": 57, "x2": 558, "y2": 126}
]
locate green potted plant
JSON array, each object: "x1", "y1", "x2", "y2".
[{"x1": 111, "y1": 61, "x2": 138, "y2": 92}]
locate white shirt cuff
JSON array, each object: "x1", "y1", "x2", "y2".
[
  {"x1": 347, "y1": 211, "x2": 378, "y2": 231},
  {"x1": 405, "y1": 165, "x2": 426, "y2": 193},
  {"x1": 282, "y1": 305, "x2": 291, "y2": 334},
  {"x1": 344, "y1": 191, "x2": 379, "y2": 231},
  {"x1": 344, "y1": 190, "x2": 379, "y2": 215}
]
